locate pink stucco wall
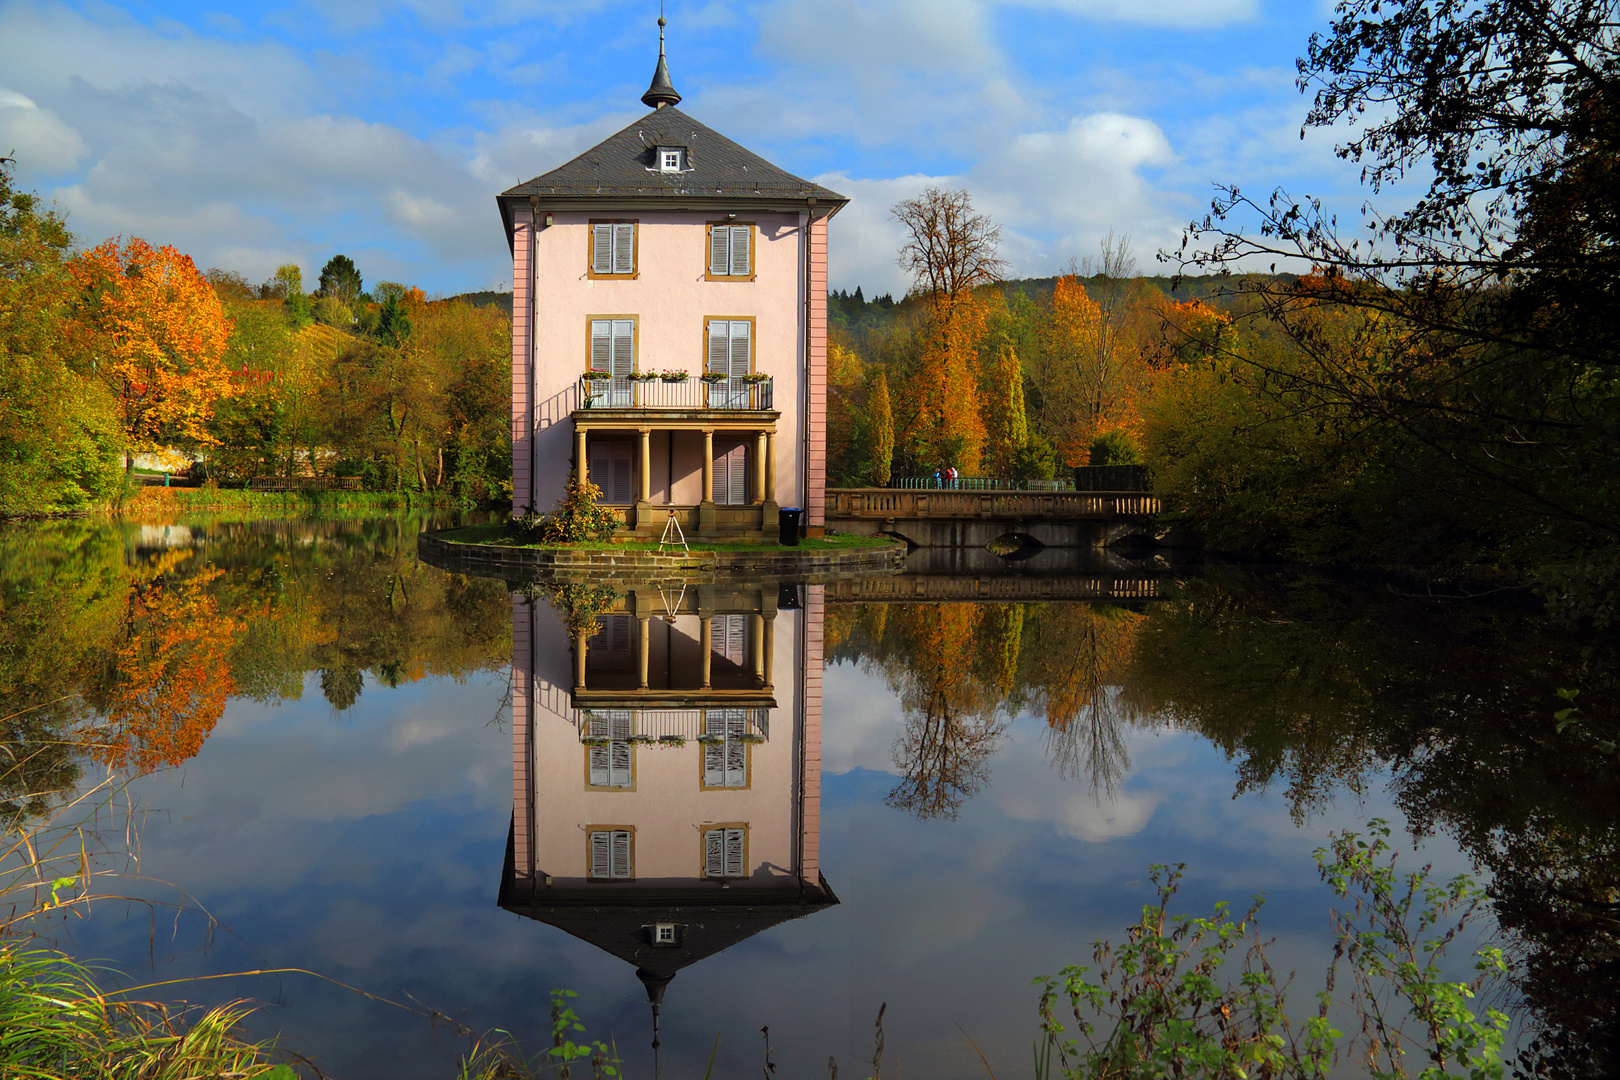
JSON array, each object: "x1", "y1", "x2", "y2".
[{"x1": 510, "y1": 207, "x2": 830, "y2": 516}]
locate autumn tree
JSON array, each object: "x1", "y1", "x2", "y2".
[
  {"x1": 891, "y1": 189, "x2": 1007, "y2": 474},
  {"x1": 68, "y1": 237, "x2": 234, "y2": 473},
  {"x1": 0, "y1": 163, "x2": 122, "y2": 513}
]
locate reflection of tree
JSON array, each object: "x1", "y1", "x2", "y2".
[
  {"x1": 829, "y1": 599, "x2": 1149, "y2": 816},
  {"x1": 1024, "y1": 605, "x2": 1144, "y2": 799},
  {"x1": 0, "y1": 518, "x2": 512, "y2": 818},
  {"x1": 90, "y1": 568, "x2": 243, "y2": 772},
  {"x1": 1125, "y1": 565, "x2": 1620, "y2": 1076},
  {"x1": 883, "y1": 605, "x2": 1006, "y2": 820}
]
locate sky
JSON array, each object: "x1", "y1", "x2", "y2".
[{"x1": 0, "y1": 0, "x2": 1366, "y2": 299}]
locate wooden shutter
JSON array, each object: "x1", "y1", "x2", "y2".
[
  {"x1": 710, "y1": 225, "x2": 730, "y2": 275},
  {"x1": 704, "y1": 709, "x2": 748, "y2": 788},
  {"x1": 710, "y1": 614, "x2": 746, "y2": 663},
  {"x1": 590, "y1": 829, "x2": 632, "y2": 878},
  {"x1": 590, "y1": 319, "x2": 613, "y2": 373},
  {"x1": 727, "y1": 320, "x2": 749, "y2": 375},
  {"x1": 592, "y1": 225, "x2": 614, "y2": 275},
  {"x1": 610, "y1": 320, "x2": 633, "y2": 377},
  {"x1": 707, "y1": 319, "x2": 730, "y2": 376},
  {"x1": 729, "y1": 226, "x2": 750, "y2": 277},
  {"x1": 702, "y1": 829, "x2": 744, "y2": 877},
  {"x1": 588, "y1": 710, "x2": 632, "y2": 788},
  {"x1": 613, "y1": 223, "x2": 634, "y2": 274},
  {"x1": 588, "y1": 443, "x2": 632, "y2": 503},
  {"x1": 587, "y1": 614, "x2": 633, "y2": 665},
  {"x1": 713, "y1": 441, "x2": 747, "y2": 504}
]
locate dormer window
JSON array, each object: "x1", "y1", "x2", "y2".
[{"x1": 658, "y1": 147, "x2": 684, "y2": 172}]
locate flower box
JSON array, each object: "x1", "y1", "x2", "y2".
[
  {"x1": 659, "y1": 371, "x2": 690, "y2": 383},
  {"x1": 699, "y1": 372, "x2": 728, "y2": 383},
  {"x1": 581, "y1": 370, "x2": 611, "y2": 381},
  {"x1": 627, "y1": 371, "x2": 659, "y2": 382},
  {"x1": 657, "y1": 735, "x2": 687, "y2": 747},
  {"x1": 739, "y1": 373, "x2": 770, "y2": 384}
]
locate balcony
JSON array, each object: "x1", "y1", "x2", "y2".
[{"x1": 577, "y1": 375, "x2": 774, "y2": 412}]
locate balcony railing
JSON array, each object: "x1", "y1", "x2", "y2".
[{"x1": 578, "y1": 375, "x2": 774, "y2": 411}]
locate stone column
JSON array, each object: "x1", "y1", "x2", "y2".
[
  {"x1": 750, "y1": 612, "x2": 765, "y2": 682},
  {"x1": 764, "y1": 431, "x2": 777, "y2": 502},
  {"x1": 634, "y1": 427, "x2": 652, "y2": 532},
  {"x1": 573, "y1": 629, "x2": 588, "y2": 690},
  {"x1": 698, "y1": 428, "x2": 716, "y2": 534},
  {"x1": 637, "y1": 614, "x2": 651, "y2": 689},
  {"x1": 699, "y1": 615, "x2": 712, "y2": 688},
  {"x1": 575, "y1": 428, "x2": 588, "y2": 487}
]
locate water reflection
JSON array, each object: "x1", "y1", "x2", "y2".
[{"x1": 504, "y1": 583, "x2": 836, "y2": 1054}]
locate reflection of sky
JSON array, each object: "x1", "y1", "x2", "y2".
[{"x1": 55, "y1": 652, "x2": 1489, "y2": 1079}]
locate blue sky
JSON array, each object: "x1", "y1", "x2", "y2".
[{"x1": 0, "y1": 0, "x2": 1362, "y2": 298}]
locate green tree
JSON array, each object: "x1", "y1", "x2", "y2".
[
  {"x1": 0, "y1": 163, "x2": 123, "y2": 514},
  {"x1": 870, "y1": 368, "x2": 894, "y2": 487},
  {"x1": 317, "y1": 254, "x2": 362, "y2": 304}
]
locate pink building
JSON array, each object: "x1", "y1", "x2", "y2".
[{"x1": 498, "y1": 26, "x2": 847, "y2": 538}]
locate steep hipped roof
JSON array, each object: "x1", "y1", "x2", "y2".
[{"x1": 498, "y1": 107, "x2": 846, "y2": 239}]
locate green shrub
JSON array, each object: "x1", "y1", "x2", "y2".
[{"x1": 1088, "y1": 430, "x2": 1143, "y2": 467}]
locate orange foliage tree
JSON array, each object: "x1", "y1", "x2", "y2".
[{"x1": 69, "y1": 238, "x2": 233, "y2": 469}]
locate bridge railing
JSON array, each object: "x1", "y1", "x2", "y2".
[
  {"x1": 891, "y1": 475, "x2": 1076, "y2": 491},
  {"x1": 827, "y1": 489, "x2": 1160, "y2": 519}
]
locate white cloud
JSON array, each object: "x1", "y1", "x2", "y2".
[
  {"x1": 0, "y1": 88, "x2": 87, "y2": 173},
  {"x1": 1002, "y1": 0, "x2": 1260, "y2": 29},
  {"x1": 755, "y1": 0, "x2": 1000, "y2": 74}
]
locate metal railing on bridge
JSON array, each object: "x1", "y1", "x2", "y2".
[
  {"x1": 891, "y1": 475, "x2": 1073, "y2": 491},
  {"x1": 827, "y1": 489, "x2": 1161, "y2": 519}
]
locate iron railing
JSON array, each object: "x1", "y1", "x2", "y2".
[
  {"x1": 891, "y1": 475, "x2": 1076, "y2": 491},
  {"x1": 578, "y1": 376, "x2": 774, "y2": 411}
]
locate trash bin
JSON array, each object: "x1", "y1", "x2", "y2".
[{"x1": 778, "y1": 507, "x2": 803, "y2": 546}]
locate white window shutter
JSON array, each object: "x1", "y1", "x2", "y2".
[
  {"x1": 613, "y1": 224, "x2": 634, "y2": 275},
  {"x1": 707, "y1": 319, "x2": 730, "y2": 375},
  {"x1": 704, "y1": 830, "x2": 725, "y2": 877},
  {"x1": 728, "y1": 321, "x2": 750, "y2": 376},
  {"x1": 724, "y1": 828, "x2": 745, "y2": 877},
  {"x1": 612, "y1": 830, "x2": 631, "y2": 877},
  {"x1": 592, "y1": 225, "x2": 613, "y2": 275},
  {"x1": 729, "y1": 226, "x2": 750, "y2": 277},
  {"x1": 711, "y1": 614, "x2": 746, "y2": 662},
  {"x1": 611, "y1": 320, "x2": 634, "y2": 377},
  {"x1": 591, "y1": 831, "x2": 611, "y2": 877},
  {"x1": 590, "y1": 320, "x2": 612, "y2": 372},
  {"x1": 710, "y1": 226, "x2": 729, "y2": 275},
  {"x1": 704, "y1": 742, "x2": 725, "y2": 787}
]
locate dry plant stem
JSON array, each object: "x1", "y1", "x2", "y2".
[{"x1": 872, "y1": 1001, "x2": 886, "y2": 1080}]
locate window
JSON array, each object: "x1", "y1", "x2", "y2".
[
  {"x1": 702, "y1": 709, "x2": 748, "y2": 789},
  {"x1": 653, "y1": 923, "x2": 679, "y2": 945},
  {"x1": 586, "y1": 710, "x2": 633, "y2": 789},
  {"x1": 589, "y1": 222, "x2": 636, "y2": 277},
  {"x1": 658, "y1": 147, "x2": 683, "y2": 172},
  {"x1": 586, "y1": 614, "x2": 634, "y2": 669},
  {"x1": 588, "y1": 827, "x2": 633, "y2": 880},
  {"x1": 587, "y1": 317, "x2": 635, "y2": 408},
  {"x1": 706, "y1": 223, "x2": 753, "y2": 280},
  {"x1": 702, "y1": 825, "x2": 747, "y2": 879},
  {"x1": 705, "y1": 318, "x2": 752, "y2": 409},
  {"x1": 711, "y1": 440, "x2": 749, "y2": 504}
]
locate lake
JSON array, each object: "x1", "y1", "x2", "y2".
[{"x1": 2, "y1": 515, "x2": 1615, "y2": 1078}]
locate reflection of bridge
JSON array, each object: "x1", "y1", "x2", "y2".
[
  {"x1": 825, "y1": 574, "x2": 1165, "y2": 603},
  {"x1": 826, "y1": 488, "x2": 1161, "y2": 548}
]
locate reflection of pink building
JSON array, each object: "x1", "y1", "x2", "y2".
[
  {"x1": 497, "y1": 27, "x2": 847, "y2": 538},
  {"x1": 502, "y1": 581, "x2": 833, "y2": 1029}
]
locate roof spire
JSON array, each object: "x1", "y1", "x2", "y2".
[{"x1": 641, "y1": 4, "x2": 681, "y2": 109}]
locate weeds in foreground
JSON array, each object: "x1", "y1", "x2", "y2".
[
  {"x1": 1035, "y1": 821, "x2": 1507, "y2": 1080},
  {"x1": 0, "y1": 945, "x2": 293, "y2": 1079}
]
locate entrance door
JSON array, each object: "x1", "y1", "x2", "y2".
[
  {"x1": 588, "y1": 441, "x2": 633, "y2": 503},
  {"x1": 712, "y1": 439, "x2": 749, "y2": 506}
]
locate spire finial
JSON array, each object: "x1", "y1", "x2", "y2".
[{"x1": 642, "y1": 4, "x2": 681, "y2": 109}]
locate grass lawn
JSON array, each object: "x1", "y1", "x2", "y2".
[{"x1": 435, "y1": 522, "x2": 896, "y2": 552}]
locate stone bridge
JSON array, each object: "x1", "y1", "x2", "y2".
[{"x1": 825, "y1": 488, "x2": 1161, "y2": 548}]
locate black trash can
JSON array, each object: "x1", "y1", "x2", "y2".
[{"x1": 778, "y1": 507, "x2": 804, "y2": 546}]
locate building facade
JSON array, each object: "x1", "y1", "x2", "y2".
[{"x1": 497, "y1": 36, "x2": 847, "y2": 538}]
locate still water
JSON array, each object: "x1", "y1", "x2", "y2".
[{"x1": 2, "y1": 516, "x2": 1615, "y2": 1078}]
